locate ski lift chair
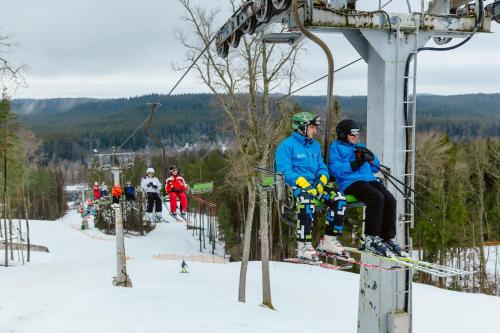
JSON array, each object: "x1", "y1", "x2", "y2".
[{"x1": 260, "y1": 174, "x2": 366, "y2": 241}]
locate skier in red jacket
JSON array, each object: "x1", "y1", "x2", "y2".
[
  {"x1": 165, "y1": 165, "x2": 188, "y2": 218},
  {"x1": 92, "y1": 182, "x2": 101, "y2": 200}
]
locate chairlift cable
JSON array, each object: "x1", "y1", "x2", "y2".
[{"x1": 274, "y1": 57, "x2": 363, "y2": 104}]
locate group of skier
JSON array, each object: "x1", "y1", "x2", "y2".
[
  {"x1": 140, "y1": 165, "x2": 189, "y2": 222},
  {"x1": 92, "y1": 181, "x2": 136, "y2": 203},
  {"x1": 90, "y1": 165, "x2": 188, "y2": 223},
  {"x1": 276, "y1": 112, "x2": 407, "y2": 260}
]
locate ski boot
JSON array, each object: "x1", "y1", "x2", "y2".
[
  {"x1": 317, "y1": 235, "x2": 350, "y2": 258},
  {"x1": 296, "y1": 241, "x2": 320, "y2": 262},
  {"x1": 180, "y1": 211, "x2": 187, "y2": 219},
  {"x1": 144, "y1": 212, "x2": 154, "y2": 224},
  {"x1": 384, "y1": 239, "x2": 409, "y2": 257},
  {"x1": 360, "y1": 235, "x2": 394, "y2": 258},
  {"x1": 155, "y1": 212, "x2": 164, "y2": 223}
]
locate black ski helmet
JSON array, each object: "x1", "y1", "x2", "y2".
[
  {"x1": 168, "y1": 165, "x2": 178, "y2": 174},
  {"x1": 336, "y1": 119, "x2": 360, "y2": 142}
]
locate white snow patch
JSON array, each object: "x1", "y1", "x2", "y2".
[{"x1": 1, "y1": 211, "x2": 499, "y2": 333}]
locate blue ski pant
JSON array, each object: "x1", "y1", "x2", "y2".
[{"x1": 293, "y1": 185, "x2": 347, "y2": 242}]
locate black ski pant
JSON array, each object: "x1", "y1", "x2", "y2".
[
  {"x1": 344, "y1": 180, "x2": 396, "y2": 240},
  {"x1": 125, "y1": 193, "x2": 135, "y2": 201},
  {"x1": 146, "y1": 192, "x2": 162, "y2": 213},
  {"x1": 112, "y1": 196, "x2": 120, "y2": 204}
]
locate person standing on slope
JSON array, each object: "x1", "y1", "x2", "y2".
[
  {"x1": 140, "y1": 167, "x2": 163, "y2": 222},
  {"x1": 329, "y1": 119, "x2": 407, "y2": 257},
  {"x1": 165, "y1": 165, "x2": 188, "y2": 218},
  {"x1": 275, "y1": 112, "x2": 347, "y2": 262}
]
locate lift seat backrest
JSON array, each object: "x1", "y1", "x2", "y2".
[{"x1": 263, "y1": 175, "x2": 365, "y2": 209}]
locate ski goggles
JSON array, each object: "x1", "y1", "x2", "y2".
[
  {"x1": 309, "y1": 116, "x2": 322, "y2": 127},
  {"x1": 348, "y1": 128, "x2": 360, "y2": 136}
]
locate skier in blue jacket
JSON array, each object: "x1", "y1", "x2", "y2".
[
  {"x1": 124, "y1": 181, "x2": 136, "y2": 201},
  {"x1": 329, "y1": 119, "x2": 407, "y2": 257},
  {"x1": 276, "y1": 112, "x2": 347, "y2": 262}
]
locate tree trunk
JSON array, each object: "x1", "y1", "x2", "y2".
[
  {"x1": 238, "y1": 178, "x2": 257, "y2": 303},
  {"x1": 259, "y1": 187, "x2": 274, "y2": 309},
  {"x1": 23, "y1": 189, "x2": 31, "y2": 262},
  {"x1": 3, "y1": 124, "x2": 8, "y2": 267}
]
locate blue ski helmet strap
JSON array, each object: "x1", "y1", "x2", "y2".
[
  {"x1": 336, "y1": 119, "x2": 360, "y2": 142},
  {"x1": 291, "y1": 112, "x2": 321, "y2": 136}
]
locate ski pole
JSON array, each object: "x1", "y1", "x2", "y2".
[
  {"x1": 381, "y1": 170, "x2": 434, "y2": 224},
  {"x1": 250, "y1": 165, "x2": 283, "y2": 175},
  {"x1": 372, "y1": 162, "x2": 440, "y2": 210}
]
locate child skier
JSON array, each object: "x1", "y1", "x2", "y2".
[
  {"x1": 329, "y1": 119, "x2": 407, "y2": 257},
  {"x1": 275, "y1": 112, "x2": 348, "y2": 262},
  {"x1": 111, "y1": 183, "x2": 122, "y2": 204},
  {"x1": 165, "y1": 165, "x2": 188, "y2": 218},
  {"x1": 124, "y1": 181, "x2": 136, "y2": 201},
  {"x1": 180, "y1": 260, "x2": 188, "y2": 273},
  {"x1": 100, "y1": 182, "x2": 109, "y2": 198},
  {"x1": 140, "y1": 167, "x2": 163, "y2": 222}
]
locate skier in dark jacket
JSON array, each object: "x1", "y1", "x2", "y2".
[
  {"x1": 329, "y1": 119, "x2": 407, "y2": 257},
  {"x1": 275, "y1": 112, "x2": 347, "y2": 262},
  {"x1": 124, "y1": 181, "x2": 136, "y2": 201},
  {"x1": 181, "y1": 260, "x2": 188, "y2": 273}
]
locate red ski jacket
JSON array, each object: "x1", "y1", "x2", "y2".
[
  {"x1": 92, "y1": 185, "x2": 101, "y2": 199},
  {"x1": 165, "y1": 175, "x2": 187, "y2": 193}
]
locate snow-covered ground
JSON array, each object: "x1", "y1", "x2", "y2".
[{"x1": 2, "y1": 210, "x2": 500, "y2": 333}]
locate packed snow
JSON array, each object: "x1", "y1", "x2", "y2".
[{"x1": 2, "y1": 209, "x2": 500, "y2": 333}]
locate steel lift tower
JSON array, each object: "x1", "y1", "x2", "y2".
[
  {"x1": 216, "y1": 1, "x2": 498, "y2": 332},
  {"x1": 96, "y1": 149, "x2": 135, "y2": 287}
]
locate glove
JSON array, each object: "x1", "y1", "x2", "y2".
[
  {"x1": 152, "y1": 185, "x2": 158, "y2": 189},
  {"x1": 147, "y1": 182, "x2": 153, "y2": 187},
  {"x1": 173, "y1": 188, "x2": 182, "y2": 193},
  {"x1": 315, "y1": 174, "x2": 328, "y2": 194},
  {"x1": 350, "y1": 149, "x2": 366, "y2": 171},
  {"x1": 296, "y1": 176, "x2": 318, "y2": 197},
  {"x1": 355, "y1": 146, "x2": 374, "y2": 162}
]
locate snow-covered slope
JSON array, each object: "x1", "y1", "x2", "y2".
[{"x1": 2, "y1": 210, "x2": 499, "y2": 333}]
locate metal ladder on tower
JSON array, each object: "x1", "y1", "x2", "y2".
[
  {"x1": 391, "y1": 13, "x2": 420, "y2": 321},
  {"x1": 394, "y1": 14, "x2": 420, "y2": 246}
]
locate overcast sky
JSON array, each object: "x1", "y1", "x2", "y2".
[{"x1": 1, "y1": 0, "x2": 499, "y2": 98}]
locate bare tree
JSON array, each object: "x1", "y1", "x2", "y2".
[
  {"x1": 0, "y1": 33, "x2": 25, "y2": 90},
  {"x1": 177, "y1": 0, "x2": 301, "y2": 307}
]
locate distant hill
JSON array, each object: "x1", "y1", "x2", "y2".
[{"x1": 11, "y1": 93, "x2": 500, "y2": 161}]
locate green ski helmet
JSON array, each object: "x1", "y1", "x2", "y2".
[{"x1": 292, "y1": 112, "x2": 321, "y2": 136}]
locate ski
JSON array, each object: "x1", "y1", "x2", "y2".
[
  {"x1": 343, "y1": 246, "x2": 473, "y2": 277},
  {"x1": 171, "y1": 214, "x2": 192, "y2": 227},
  {"x1": 177, "y1": 215, "x2": 192, "y2": 226},
  {"x1": 169, "y1": 215, "x2": 184, "y2": 223},
  {"x1": 316, "y1": 250, "x2": 403, "y2": 272},
  {"x1": 393, "y1": 256, "x2": 475, "y2": 276},
  {"x1": 284, "y1": 257, "x2": 352, "y2": 270}
]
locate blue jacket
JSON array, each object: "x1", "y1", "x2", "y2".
[
  {"x1": 275, "y1": 132, "x2": 329, "y2": 186},
  {"x1": 328, "y1": 140, "x2": 381, "y2": 192},
  {"x1": 124, "y1": 185, "x2": 135, "y2": 195}
]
